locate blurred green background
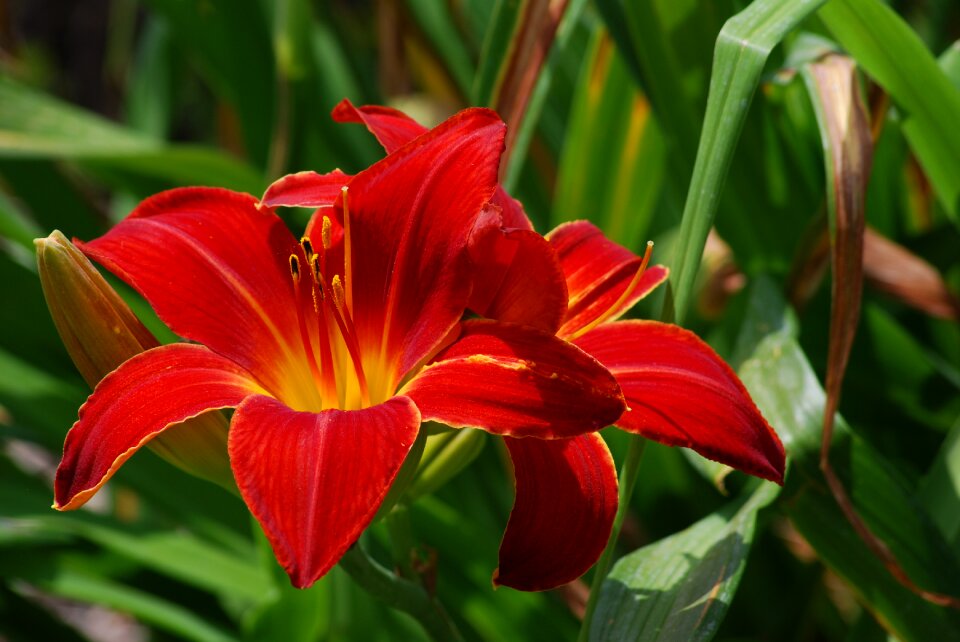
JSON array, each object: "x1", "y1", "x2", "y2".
[{"x1": 1, "y1": 0, "x2": 959, "y2": 640}]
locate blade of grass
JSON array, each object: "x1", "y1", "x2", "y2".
[
  {"x1": 471, "y1": 0, "x2": 525, "y2": 106},
  {"x1": 141, "y1": 0, "x2": 276, "y2": 167},
  {"x1": 552, "y1": 31, "x2": 665, "y2": 247},
  {"x1": 919, "y1": 416, "x2": 960, "y2": 549},
  {"x1": 405, "y1": 0, "x2": 476, "y2": 99},
  {"x1": 0, "y1": 77, "x2": 263, "y2": 193},
  {"x1": 40, "y1": 568, "x2": 239, "y2": 642},
  {"x1": 664, "y1": 0, "x2": 828, "y2": 324}
]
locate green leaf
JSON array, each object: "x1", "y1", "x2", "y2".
[
  {"x1": 0, "y1": 76, "x2": 158, "y2": 155},
  {"x1": 141, "y1": 0, "x2": 276, "y2": 166},
  {"x1": 0, "y1": 77, "x2": 264, "y2": 193},
  {"x1": 471, "y1": 0, "x2": 524, "y2": 106},
  {"x1": 271, "y1": 0, "x2": 314, "y2": 81},
  {"x1": 552, "y1": 31, "x2": 665, "y2": 247},
  {"x1": 591, "y1": 482, "x2": 779, "y2": 642},
  {"x1": 55, "y1": 518, "x2": 270, "y2": 602},
  {"x1": 660, "y1": 0, "x2": 828, "y2": 323},
  {"x1": 919, "y1": 415, "x2": 960, "y2": 549},
  {"x1": 39, "y1": 566, "x2": 238, "y2": 642},
  {"x1": 941, "y1": 40, "x2": 960, "y2": 87},
  {"x1": 243, "y1": 578, "x2": 331, "y2": 642},
  {"x1": 125, "y1": 16, "x2": 175, "y2": 138},
  {"x1": 819, "y1": 0, "x2": 960, "y2": 221},
  {"x1": 83, "y1": 148, "x2": 264, "y2": 194},
  {"x1": 0, "y1": 191, "x2": 41, "y2": 260},
  {"x1": 739, "y1": 312, "x2": 960, "y2": 641},
  {"x1": 405, "y1": 0, "x2": 475, "y2": 98},
  {"x1": 594, "y1": 0, "x2": 701, "y2": 176}
]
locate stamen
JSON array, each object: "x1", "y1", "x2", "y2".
[
  {"x1": 340, "y1": 187, "x2": 354, "y2": 313},
  {"x1": 568, "y1": 241, "x2": 655, "y2": 341},
  {"x1": 289, "y1": 253, "x2": 324, "y2": 408},
  {"x1": 327, "y1": 273, "x2": 370, "y2": 406},
  {"x1": 303, "y1": 254, "x2": 337, "y2": 406}
]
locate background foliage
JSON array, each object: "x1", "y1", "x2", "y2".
[{"x1": 1, "y1": 0, "x2": 959, "y2": 640}]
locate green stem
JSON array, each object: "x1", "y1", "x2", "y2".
[
  {"x1": 386, "y1": 504, "x2": 417, "y2": 580},
  {"x1": 339, "y1": 543, "x2": 463, "y2": 642},
  {"x1": 578, "y1": 437, "x2": 647, "y2": 642}
]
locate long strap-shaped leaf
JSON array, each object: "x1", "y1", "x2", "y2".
[
  {"x1": 664, "y1": 0, "x2": 827, "y2": 324},
  {"x1": 579, "y1": 3, "x2": 828, "y2": 640}
]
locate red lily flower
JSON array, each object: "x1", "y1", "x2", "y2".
[
  {"x1": 54, "y1": 108, "x2": 626, "y2": 590},
  {"x1": 545, "y1": 222, "x2": 785, "y2": 483},
  {"x1": 327, "y1": 100, "x2": 785, "y2": 482}
]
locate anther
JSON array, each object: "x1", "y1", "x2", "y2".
[
  {"x1": 310, "y1": 255, "x2": 325, "y2": 300},
  {"x1": 321, "y1": 217, "x2": 332, "y2": 250},
  {"x1": 332, "y1": 275, "x2": 346, "y2": 310},
  {"x1": 300, "y1": 236, "x2": 314, "y2": 260},
  {"x1": 289, "y1": 254, "x2": 300, "y2": 281}
]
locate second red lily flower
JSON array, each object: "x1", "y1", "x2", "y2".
[{"x1": 313, "y1": 99, "x2": 786, "y2": 588}]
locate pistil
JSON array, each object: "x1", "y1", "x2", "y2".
[
  {"x1": 330, "y1": 275, "x2": 370, "y2": 406},
  {"x1": 567, "y1": 241, "x2": 655, "y2": 341},
  {"x1": 298, "y1": 227, "x2": 371, "y2": 409},
  {"x1": 340, "y1": 187, "x2": 354, "y2": 314}
]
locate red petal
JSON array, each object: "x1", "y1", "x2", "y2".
[
  {"x1": 229, "y1": 394, "x2": 420, "y2": 588},
  {"x1": 491, "y1": 188, "x2": 534, "y2": 231},
  {"x1": 54, "y1": 344, "x2": 261, "y2": 510},
  {"x1": 79, "y1": 188, "x2": 309, "y2": 399},
  {"x1": 548, "y1": 221, "x2": 668, "y2": 338},
  {"x1": 331, "y1": 99, "x2": 428, "y2": 154},
  {"x1": 574, "y1": 321, "x2": 786, "y2": 483},
  {"x1": 468, "y1": 206, "x2": 568, "y2": 333},
  {"x1": 331, "y1": 100, "x2": 536, "y2": 233},
  {"x1": 402, "y1": 320, "x2": 624, "y2": 438},
  {"x1": 261, "y1": 170, "x2": 351, "y2": 208},
  {"x1": 340, "y1": 109, "x2": 505, "y2": 384},
  {"x1": 495, "y1": 433, "x2": 618, "y2": 591}
]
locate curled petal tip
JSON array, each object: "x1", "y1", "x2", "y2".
[{"x1": 576, "y1": 320, "x2": 787, "y2": 483}]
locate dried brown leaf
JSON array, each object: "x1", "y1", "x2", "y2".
[
  {"x1": 808, "y1": 54, "x2": 960, "y2": 610},
  {"x1": 494, "y1": 0, "x2": 568, "y2": 171},
  {"x1": 863, "y1": 227, "x2": 960, "y2": 320}
]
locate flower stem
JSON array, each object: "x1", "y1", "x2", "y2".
[
  {"x1": 577, "y1": 437, "x2": 647, "y2": 642},
  {"x1": 339, "y1": 542, "x2": 463, "y2": 642},
  {"x1": 385, "y1": 504, "x2": 417, "y2": 580}
]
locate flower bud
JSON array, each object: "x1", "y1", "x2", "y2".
[{"x1": 36, "y1": 231, "x2": 235, "y2": 492}]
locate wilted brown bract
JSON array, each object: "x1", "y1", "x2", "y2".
[
  {"x1": 808, "y1": 54, "x2": 960, "y2": 610},
  {"x1": 863, "y1": 227, "x2": 960, "y2": 321}
]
